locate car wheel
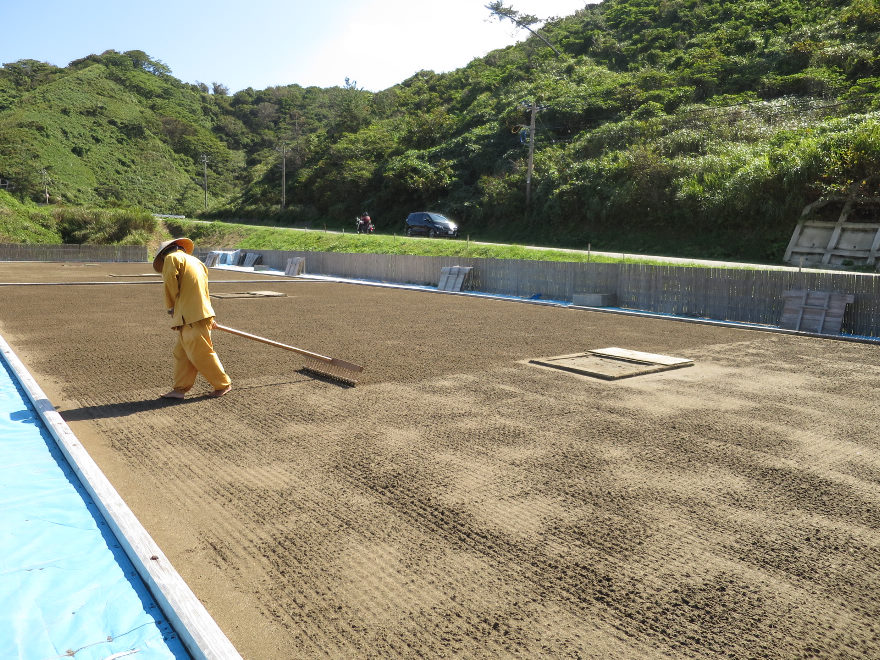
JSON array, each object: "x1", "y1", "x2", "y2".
[
  {"x1": 406, "y1": 227, "x2": 413, "y2": 236},
  {"x1": 428, "y1": 229, "x2": 436, "y2": 238}
]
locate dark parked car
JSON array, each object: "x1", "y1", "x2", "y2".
[{"x1": 404, "y1": 212, "x2": 459, "y2": 238}]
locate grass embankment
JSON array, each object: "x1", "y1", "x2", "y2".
[
  {"x1": 0, "y1": 197, "x2": 734, "y2": 269},
  {"x1": 0, "y1": 191, "x2": 60, "y2": 243},
  {"x1": 0, "y1": 195, "x2": 161, "y2": 247},
  {"x1": 164, "y1": 218, "x2": 699, "y2": 267}
]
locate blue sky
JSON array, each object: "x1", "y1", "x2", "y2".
[{"x1": 1, "y1": 0, "x2": 588, "y2": 92}]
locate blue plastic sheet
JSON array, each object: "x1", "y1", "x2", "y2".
[{"x1": 0, "y1": 355, "x2": 188, "y2": 659}]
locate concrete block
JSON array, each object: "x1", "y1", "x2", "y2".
[
  {"x1": 438, "y1": 266, "x2": 472, "y2": 292},
  {"x1": 572, "y1": 292, "x2": 616, "y2": 307},
  {"x1": 285, "y1": 257, "x2": 306, "y2": 276}
]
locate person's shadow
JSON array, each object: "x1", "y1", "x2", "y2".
[
  {"x1": 60, "y1": 395, "x2": 200, "y2": 422},
  {"x1": 59, "y1": 372, "x2": 349, "y2": 422}
]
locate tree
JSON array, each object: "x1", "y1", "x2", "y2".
[
  {"x1": 485, "y1": 2, "x2": 561, "y2": 57},
  {"x1": 116, "y1": 50, "x2": 171, "y2": 76},
  {"x1": 1, "y1": 59, "x2": 60, "y2": 89},
  {"x1": 330, "y1": 78, "x2": 372, "y2": 136}
]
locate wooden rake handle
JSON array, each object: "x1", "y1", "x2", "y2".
[{"x1": 213, "y1": 323, "x2": 364, "y2": 374}]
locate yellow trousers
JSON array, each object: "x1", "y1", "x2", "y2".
[{"x1": 171, "y1": 318, "x2": 231, "y2": 392}]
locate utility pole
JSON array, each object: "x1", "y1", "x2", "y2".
[
  {"x1": 526, "y1": 100, "x2": 537, "y2": 211},
  {"x1": 200, "y1": 154, "x2": 209, "y2": 209},
  {"x1": 40, "y1": 168, "x2": 51, "y2": 204},
  {"x1": 277, "y1": 144, "x2": 288, "y2": 211}
]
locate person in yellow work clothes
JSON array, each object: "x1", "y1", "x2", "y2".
[{"x1": 153, "y1": 238, "x2": 232, "y2": 399}]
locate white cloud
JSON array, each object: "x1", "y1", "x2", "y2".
[{"x1": 284, "y1": 0, "x2": 587, "y2": 90}]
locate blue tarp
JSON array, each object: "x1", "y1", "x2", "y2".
[{"x1": 0, "y1": 356, "x2": 188, "y2": 659}]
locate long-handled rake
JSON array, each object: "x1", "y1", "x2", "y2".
[{"x1": 214, "y1": 323, "x2": 364, "y2": 386}]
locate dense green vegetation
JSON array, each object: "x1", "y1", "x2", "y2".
[{"x1": 2, "y1": 0, "x2": 879, "y2": 263}]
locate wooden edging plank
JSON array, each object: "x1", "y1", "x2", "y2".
[
  {"x1": 528, "y1": 351, "x2": 693, "y2": 381},
  {"x1": 0, "y1": 333, "x2": 241, "y2": 660}
]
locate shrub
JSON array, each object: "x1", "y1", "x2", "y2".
[{"x1": 54, "y1": 207, "x2": 157, "y2": 244}]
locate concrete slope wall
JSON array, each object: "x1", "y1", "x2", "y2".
[
  {"x1": 0, "y1": 244, "x2": 147, "y2": 262},
  {"x1": 276, "y1": 251, "x2": 880, "y2": 338},
  {"x1": 2, "y1": 244, "x2": 877, "y2": 338}
]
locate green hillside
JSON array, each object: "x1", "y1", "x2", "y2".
[
  {"x1": 2, "y1": 1, "x2": 879, "y2": 262},
  {"x1": 0, "y1": 52, "x2": 238, "y2": 212}
]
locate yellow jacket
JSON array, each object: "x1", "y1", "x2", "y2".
[{"x1": 162, "y1": 251, "x2": 216, "y2": 326}]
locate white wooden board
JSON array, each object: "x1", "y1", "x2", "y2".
[{"x1": 588, "y1": 347, "x2": 694, "y2": 366}]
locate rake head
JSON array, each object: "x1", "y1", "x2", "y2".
[{"x1": 301, "y1": 356, "x2": 363, "y2": 386}]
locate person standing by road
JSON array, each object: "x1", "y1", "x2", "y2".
[{"x1": 153, "y1": 237, "x2": 232, "y2": 399}]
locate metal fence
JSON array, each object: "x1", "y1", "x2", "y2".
[{"x1": 0, "y1": 243, "x2": 147, "y2": 263}]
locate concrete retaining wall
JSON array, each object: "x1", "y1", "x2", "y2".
[
  {"x1": 272, "y1": 251, "x2": 880, "y2": 338},
  {"x1": 0, "y1": 243, "x2": 147, "y2": 262},
  {"x1": 2, "y1": 243, "x2": 877, "y2": 337}
]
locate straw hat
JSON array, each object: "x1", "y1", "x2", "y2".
[{"x1": 153, "y1": 237, "x2": 194, "y2": 272}]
